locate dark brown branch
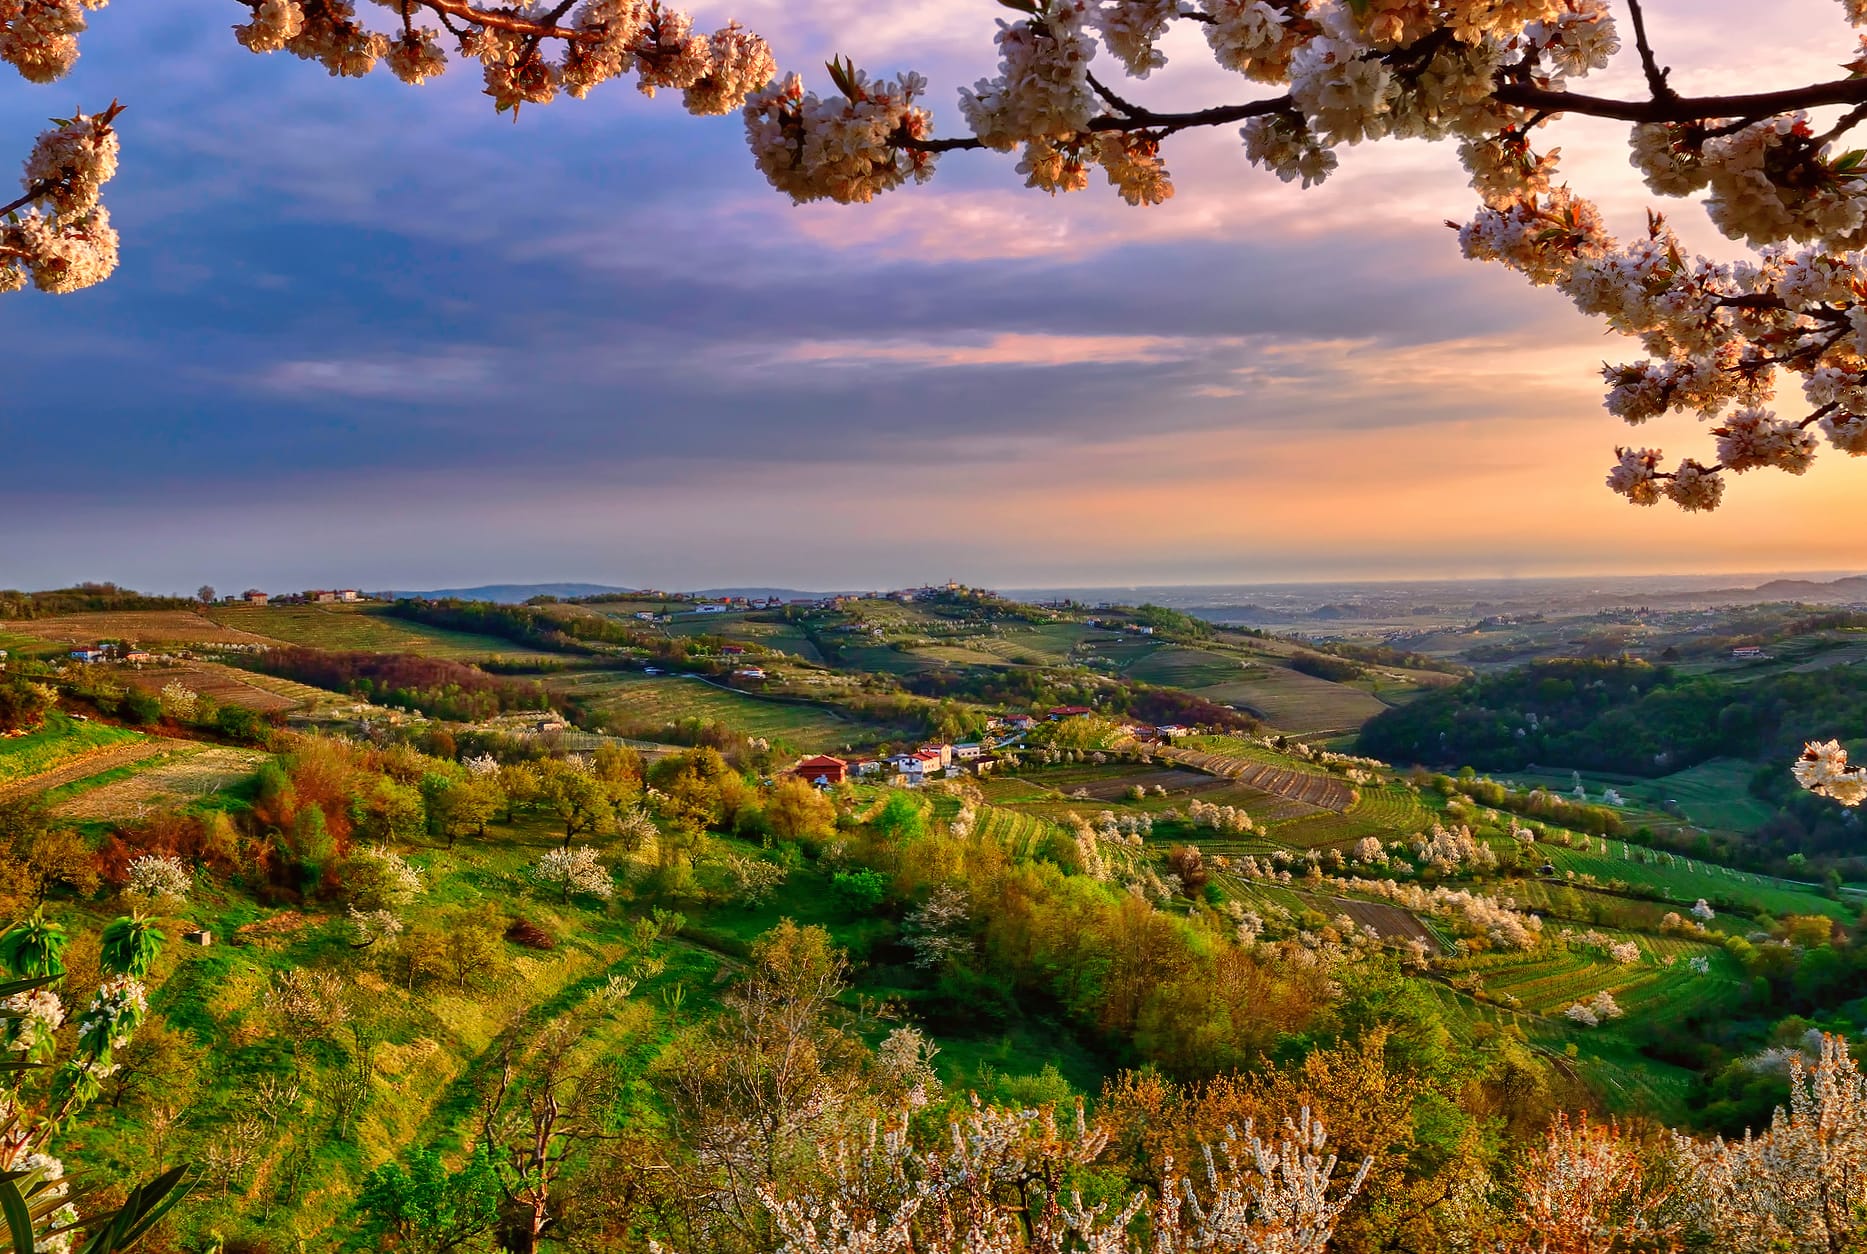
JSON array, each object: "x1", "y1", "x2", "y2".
[
  {"x1": 1086, "y1": 71, "x2": 1143, "y2": 118},
  {"x1": 1623, "y1": 0, "x2": 1673, "y2": 101},
  {"x1": 416, "y1": 0, "x2": 600, "y2": 41},
  {"x1": 900, "y1": 69, "x2": 1867, "y2": 156},
  {"x1": 0, "y1": 181, "x2": 49, "y2": 219},
  {"x1": 1494, "y1": 75, "x2": 1867, "y2": 124}
]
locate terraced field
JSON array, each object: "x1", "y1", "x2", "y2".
[
  {"x1": 116, "y1": 661, "x2": 314, "y2": 713},
  {"x1": 209, "y1": 604, "x2": 560, "y2": 662},
  {"x1": 1539, "y1": 840, "x2": 1850, "y2": 919},
  {"x1": 547, "y1": 672, "x2": 872, "y2": 751},
  {"x1": 1343, "y1": 783, "x2": 1436, "y2": 832},
  {"x1": 1451, "y1": 941, "x2": 1745, "y2": 1022},
  {"x1": 973, "y1": 805, "x2": 1058, "y2": 860},
  {"x1": 1155, "y1": 744, "x2": 1354, "y2": 811}
]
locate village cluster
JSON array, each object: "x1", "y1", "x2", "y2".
[{"x1": 786, "y1": 706, "x2": 1192, "y2": 789}]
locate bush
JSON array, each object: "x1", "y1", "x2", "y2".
[{"x1": 831, "y1": 868, "x2": 889, "y2": 913}]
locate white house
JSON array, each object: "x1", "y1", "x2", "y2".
[
  {"x1": 953, "y1": 742, "x2": 984, "y2": 761},
  {"x1": 695, "y1": 604, "x2": 730, "y2": 614},
  {"x1": 888, "y1": 749, "x2": 945, "y2": 784},
  {"x1": 733, "y1": 667, "x2": 767, "y2": 680}
]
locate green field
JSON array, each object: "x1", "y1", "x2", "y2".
[
  {"x1": 1537, "y1": 839, "x2": 1851, "y2": 919},
  {"x1": 210, "y1": 604, "x2": 561, "y2": 662},
  {"x1": 547, "y1": 672, "x2": 878, "y2": 751},
  {"x1": 658, "y1": 615, "x2": 826, "y2": 663},
  {"x1": 1121, "y1": 645, "x2": 1255, "y2": 688},
  {"x1": 1193, "y1": 666, "x2": 1390, "y2": 733},
  {"x1": 0, "y1": 713, "x2": 145, "y2": 786},
  {"x1": 1503, "y1": 758, "x2": 1774, "y2": 835}
]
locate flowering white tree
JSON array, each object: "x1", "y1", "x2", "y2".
[
  {"x1": 1679, "y1": 1034, "x2": 1867, "y2": 1254},
  {"x1": 123, "y1": 854, "x2": 191, "y2": 908},
  {"x1": 533, "y1": 843, "x2": 615, "y2": 902}
]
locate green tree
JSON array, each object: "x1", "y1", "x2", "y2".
[
  {"x1": 537, "y1": 760, "x2": 618, "y2": 849},
  {"x1": 360, "y1": 1146, "x2": 502, "y2": 1254},
  {"x1": 432, "y1": 776, "x2": 505, "y2": 849},
  {"x1": 0, "y1": 677, "x2": 55, "y2": 733}
]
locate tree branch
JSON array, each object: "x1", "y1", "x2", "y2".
[
  {"x1": 1494, "y1": 74, "x2": 1867, "y2": 124},
  {"x1": 897, "y1": 70, "x2": 1867, "y2": 156},
  {"x1": 0, "y1": 181, "x2": 49, "y2": 219},
  {"x1": 1623, "y1": 0, "x2": 1673, "y2": 101}
]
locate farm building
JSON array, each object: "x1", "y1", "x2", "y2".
[
  {"x1": 1730, "y1": 646, "x2": 1766, "y2": 659},
  {"x1": 953, "y1": 742, "x2": 983, "y2": 761},
  {"x1": 1048, "y1": 705, "x2": 1093, "y2": 720},
  {"x1": 733, "y1": 667, "x2": 767, "y2": 680},
  {"x1": 69, "y1": 648, "x2": 106, "y2": 663},
  {"x1": 792, "y1": 755, "x2": 849, "y2": 786},
  {"x1": 241, "y1": 590, "x2": 269, "y2": 605},
  {"x1": 1000, "y1": 714, "x2": 1036, "y2": 732},
  {"x1": 887, "y1": 749, "x2": 945, "y2": 783}
]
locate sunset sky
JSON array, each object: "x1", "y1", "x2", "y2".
[{"x1": 5, "y1": 0, "x2": 1867, "y2": 593}]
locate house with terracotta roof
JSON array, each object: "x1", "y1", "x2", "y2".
[
  {"x1": 1048, "y1": 705, "x2": 1093, "y2": 720},
  {"x1": 793, "y1": 755, "x2": 849, "y2": 786}
]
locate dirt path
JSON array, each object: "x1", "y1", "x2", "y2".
[{"x1": 0, "y1": 739, "x2": 178, "y2": 799}]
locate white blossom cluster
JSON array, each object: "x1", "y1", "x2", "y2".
[
  {"x1": 719, "y1": 852, "x2": 787, "y2": 905},
  {"x1": 1794, "y1": 738, "x2": 1867, "y2": 806},
  {"x1": 0, "y1": 0, "x2": 105, "y2": 83},
  {"x1": 158, "y1": 681, "x2": 199, "y2": 721},
  {"x1": 1562, "y1": 989, "x2": 1622, "y2": 1026},
  {"x1": 1678, "y1": 1035, "x2": 1867, "y2": 1253},
  {"x1": 74, "y1": 975, "x2": 146, "y2": 1060},
  {"x1": 226, "y1": 0, "x2": 773, "y2": 117},
  {"x1": 716, "y1": 1097, "x2": 1366, "y2": 1254},
  {"x1": 1185, "y1": 797, "x2": 1253, "y2": 833},
  {"x1": 534, "y1": 843, "x2": 615, "y2": 899},
  {"x1": 125, "y1": 854, "x2": 192, "y2": 906},
  {"x1": 1564, "y1": 928, "x2": 1641, "y2": 964},
  {"x1": 1, "y1": 988, "x2": 62, "y2": 1060},
  {"x1": 348, "y1": 843, "x2": 423, "y2": 909},
  {"x1": 1332, "y1": 875, "x2": 1541, "y2": 949},
  {"x1": 2, "y1": 108, "x2": 120, "y2": 296},
  {"x1": 1410, "y1": 823, "x2": 1496, "y2": 874},
  {"x1": 346, "y1": 905, "x2": 403, "y2": 946},
  {"x1": 743, "y1": 66, "x2": 937, "y2": 205}
]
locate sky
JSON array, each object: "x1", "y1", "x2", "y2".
[{"x1": 4, "y1": 0, "x2": 1867, "y2": 594}]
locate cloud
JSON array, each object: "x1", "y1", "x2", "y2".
[
  {"x1": 778, "y1": 332, "x2": 1231, "y2": 369},
  {"x1": 255, "y1": 351, "x2": 496, "y2": 402}
]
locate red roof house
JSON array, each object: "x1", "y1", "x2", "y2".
[{"x1": 793, "y1": 755, "x2": 849, "y2": 786}]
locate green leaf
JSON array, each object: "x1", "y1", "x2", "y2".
[{"x1": 0, "y1": 1177, "x2": 36, "y2": 1254}]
